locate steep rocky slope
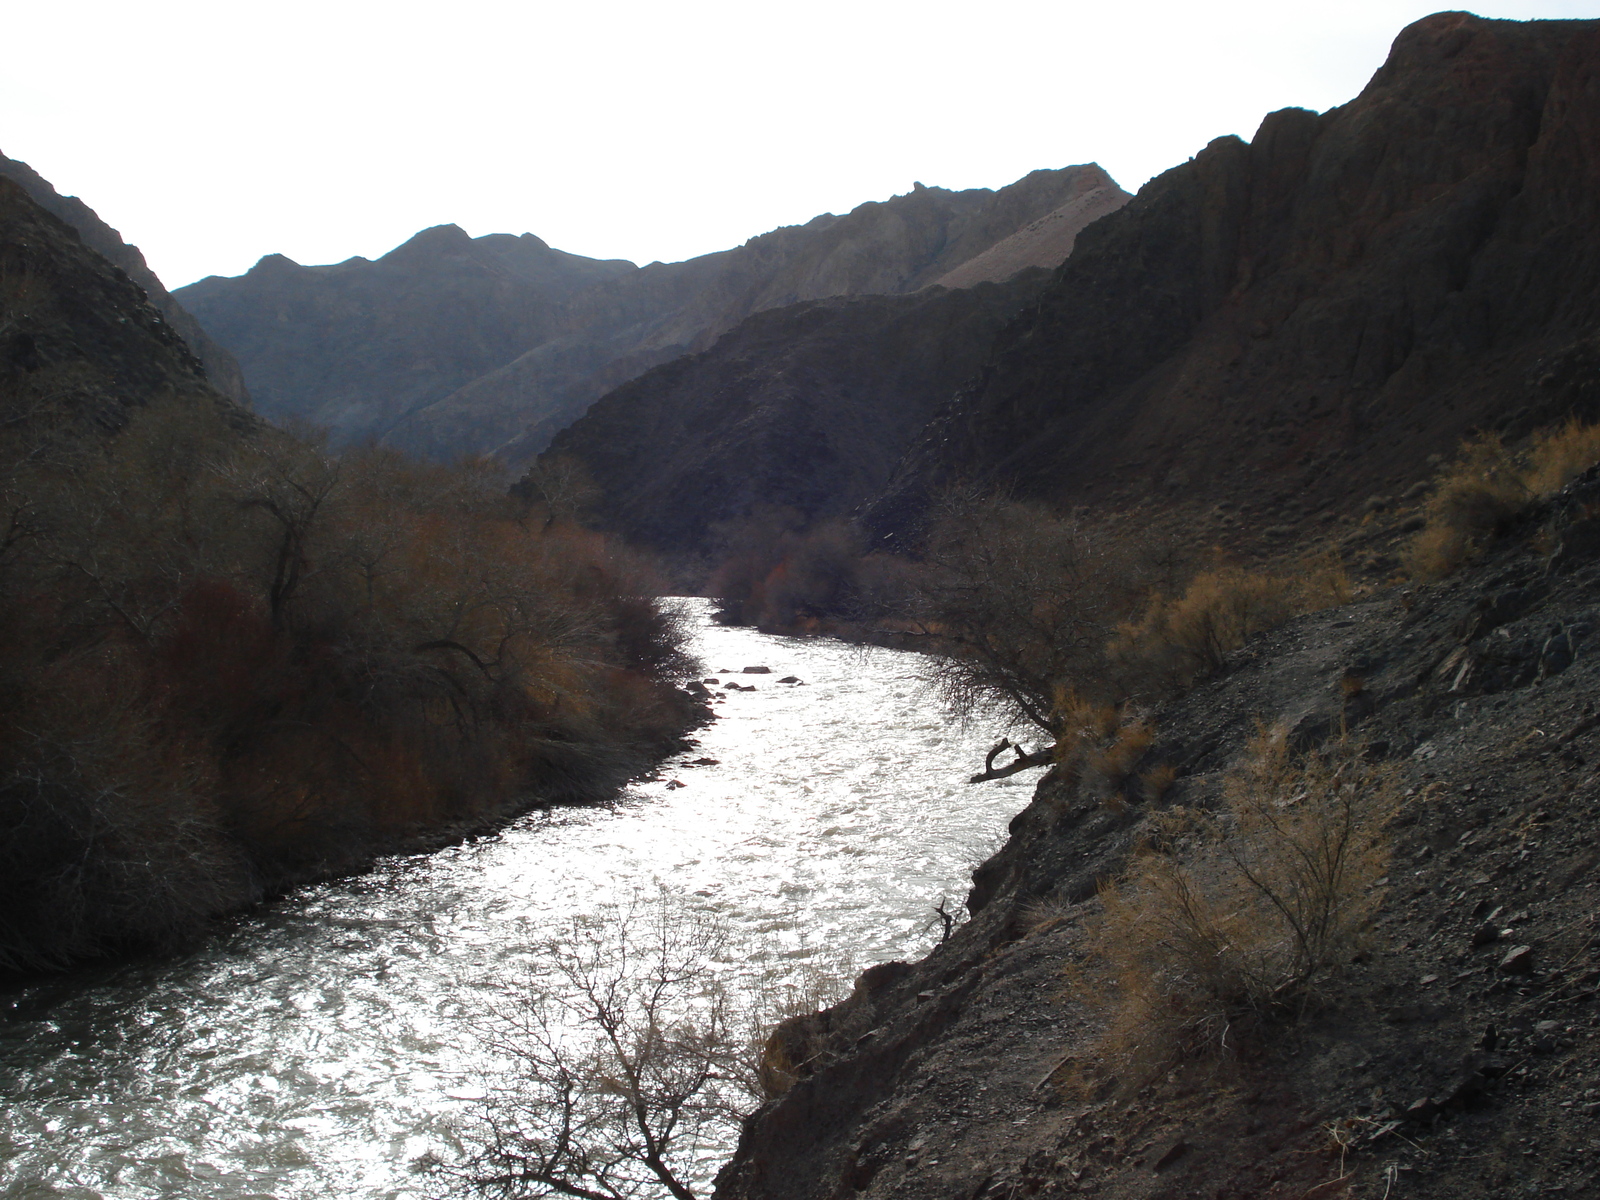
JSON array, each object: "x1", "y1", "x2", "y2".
[
  {"x1": 870, "y1": 13, "x2": 1600, "y2": 538},
  {"x1": 0, "y1": 152, "x2": 250, "y2": 405},
  {"x1": 543, "y1": 272, "x2": 1052, "y2": 553},
  {"x1": 0, "y1": 175, "x2": 235, "y2": 428},
  {"x1": 176, "y1": 165, "x2": 1121, "y2": 459},
  {"x1": 931, "y1": 183, "x2": 1130, "y2": 290},
  {"x1": 714, "y1": 479, "x2": 1600, "y2": 1200},
  {"x1": 175, "y1": 225, "x2": 634, "y2": 445},
  {"x1": 403, "y1": 165, "x2": 1120, "y2": 464}
]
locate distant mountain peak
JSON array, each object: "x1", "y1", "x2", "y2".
[
  {"x1": 249, "y1": 252, "x2": 301, "y2": 273},
  {"x1": 177, "y1": 162, "x2": 1128, "y2": 459}
]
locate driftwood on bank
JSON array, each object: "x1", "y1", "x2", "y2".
[{"x1": 969, "y1": 738, "x2": 1054, "y2": 783}]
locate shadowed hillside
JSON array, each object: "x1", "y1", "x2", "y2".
[
  {"x1": 543, "y1": 271, "x2": 1054, "y2": 555},
  {"x1": 0, "y1": 176, "x2": 703, "y2": 972},
  {"x1": 870, "y1": 13, "x2": 1600, "y2": 539},
  {"x1": 0, "y1": 151, "x2": 251, "y2": 405},
  {"x1": 174, "y1": 226, "x2": 635, "y2": 445}
]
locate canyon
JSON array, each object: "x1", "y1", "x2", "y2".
[{"x1": 5, "y1": 10, "x2": 1600, "y2": 1200}]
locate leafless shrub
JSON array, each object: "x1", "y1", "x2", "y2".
[
  {"x1": 0, "y1": 648, "x2": 250, "y2": 971},
  {"x1": 901, "y1": 491, "x2": 1148, "y2": 744},
  {"x1": 0, "y1": 395, "x2": 701, "y2": 968},
  {"x1": 1079, "y1": 730, "x2": 1395, "y2": 1086},
  {"x1": 514, "y1": 454, "x2": 602, "y2": 531},
  {"x1": 448, "y1": 896, "x2": 779, "y2": 1200}
]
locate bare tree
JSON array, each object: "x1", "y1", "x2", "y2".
[
  {"x1": 898, "y1": 491, "x2": 1144, "y2": 776},
  {"x1": 516, "y1": 456, "x2": 602, "y2": 531},
  {"x1": 447, "y1": 896, "x2": 760, "y2": 1200}
]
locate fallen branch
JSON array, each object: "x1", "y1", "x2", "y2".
[{"x1": 969, "y1": 739, "x2": 1055, "y2": 783}]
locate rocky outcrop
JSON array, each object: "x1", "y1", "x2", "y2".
[
  {"x1": 543, "y1": 272, "x2": 1052, "y2": 553},
  {"x1": 0, "y1": 151, "x2": 251, "y2": 404},
  {"x1": 175, "y1": 165, "x2": 1118, "y2": 459},
  {"x1": 870, "y1": 14, "x2": 1600, "y2": 537}
]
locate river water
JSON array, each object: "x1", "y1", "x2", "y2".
[{"x1": 0, "y1": 601, "x2": 1044, "y2": 1199}]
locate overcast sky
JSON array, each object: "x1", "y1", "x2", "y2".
[{"x1": 4, "y1": 1, "x2": 1597, "y2": 288}]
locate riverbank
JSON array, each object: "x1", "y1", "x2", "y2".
[
  {"x1": 714, "y1": 486, "x2": 1600, "y2": 1200},
  {"x1": 0, "y1": 605, "x2": 1038, "y2": 1198},
  {"x1": 0, "y1": 177, "x2": 725, "y2": 976}
]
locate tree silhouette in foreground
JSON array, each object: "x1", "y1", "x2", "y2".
[{"x1": 450, "y1": 897, "x2": 762, "y2": 1200}]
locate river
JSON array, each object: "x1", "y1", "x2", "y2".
[{"x1": 0, "y1": 600, "x2": 1045, "y2": 1199}]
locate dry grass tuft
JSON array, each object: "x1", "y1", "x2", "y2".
[
  {"x1": 1051, "y1": 693, "x2": 1161, "y2": 808},
  {"x1": 1525, "y1": 417, "x2": 1600, "y2": 499},
  {"x1": 1108, "y1": 558, "x2": 1348, "y2": 695},
  {"x1": 1140, "y1": 763, "x2": 1179, "y2": 803},
  {"x1": 1404, "y1": 420, "x2": 1600, "y2": 580},
  {"x1": 1403, "y1": 436, "x2": 1528, "y2": 579},
  {"x1": 1077, "y1": 728, "x2": 1396, "y2": 1088}
]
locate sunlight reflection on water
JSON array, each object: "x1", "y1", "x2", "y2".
[{"x1": 0, "y1": 600, "x2": 1045, "y2": 1199}]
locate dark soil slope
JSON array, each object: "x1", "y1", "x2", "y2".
[
  {"x1": 715, "y1": 477, "x2": 1600, "y2": 1200},
  {"x1": 544, "y1": 273, "x2": 1051, "y2": 553},
  {"x1": 0, "y1": 152, "x2": 251, "y2": 405},
  {"x1": 873, "y1": 13, "x2": 1600, "y2": 536}
]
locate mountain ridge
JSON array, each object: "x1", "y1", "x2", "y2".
[
  {"x1": 174, "y1": 165, "x2": 1128, "y2": 461},
  {"x1": 868, "y1": 12, "x2": 1600, "y2": 538}
]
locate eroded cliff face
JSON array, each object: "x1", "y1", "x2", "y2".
[
  {"x1": 871, "y1": 13, "x2": 1600, "y2": 536},
  {"x1": 174, "y1": 165, "x2": 1123, "y2": 460},
  {"x1": 0, "y1": 152, "x2": 251, "y2": 405},
  {"x1": 544, "y1": 272, "x2": 1052, "y2": 553}
]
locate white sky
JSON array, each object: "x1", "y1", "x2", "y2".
[{"x1": 4, "y1": 1, "x2": 1597, "y2": 288}]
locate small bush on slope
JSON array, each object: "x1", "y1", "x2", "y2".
[
  {"x1": 1106, "y1": 557, "x2": 1351, "y2": 696},
  {"x1": 1404, "y1": 419, "x2": 1600, "y2": 579},
  {"x1": 1078, "y1": 729, "x2": 1396, "y2": 1088}
]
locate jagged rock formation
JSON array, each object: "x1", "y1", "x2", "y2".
[
  {"x1": 0, "y1": 152, "x2": 251, "y2": 405},
  {"x1": 870, "y1": 13, "x2": 1600, "y2": 537},
  {"x1": 544, "y1": 273, "x2": 1052, "y2": 553},
  {"x1": 175, "y1": 225, "x2": 635, "y2": 445},
  {"x1": 175, "y1": 165, "x2": 1122, "y2": 459}
]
